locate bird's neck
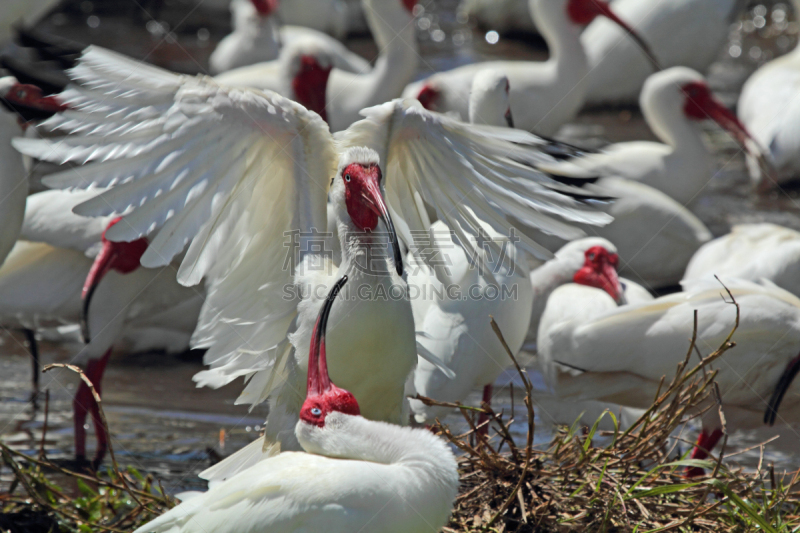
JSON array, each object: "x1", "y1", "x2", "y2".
[
  {"x1": 530, "y1": 0, "x2": 587, "y2": 78},
  {"x1": 642, "y1": 98, "x2": 711, "y2": 157},
  {"x1": 337, "y1": 215, "x2": 399, "y2": 279},
  {"x1": 353, "y1": 0, "x2": 418, "y2": 101},
  {"x1": 528, "y1": 257, "x2": 578, "y2": 332}
]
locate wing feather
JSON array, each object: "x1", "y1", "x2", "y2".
[
  {"x1": 13, "y1": 46, "x2": 337, "y2": 394},
  {"x1": 338, "y1": 100, "x2": 611, "y2": 273}
]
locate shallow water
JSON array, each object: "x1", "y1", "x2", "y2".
[{"x1": 1, "y1": 0, "x2": 799, "y2": 494}]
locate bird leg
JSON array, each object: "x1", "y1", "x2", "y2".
[
  {"x1": 73, "y1": 348, "x2": 112, "y2": 469},
  {"x1": 477, "y1": 384, "x2": 493, "y2": 436},
  {"x1": 685, "y1": 427, "x2": 723, "y2": 478}
]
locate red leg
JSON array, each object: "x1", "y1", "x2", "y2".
[
  {"x1": 685, "y1": 428, "x2": 723, "y2": 478},
  {"x1": 73, "y1": 349, "x2": 112, "y2": 468},
  {"x1": 477, "y1": 384, "x2": 493, "y2": 436}
]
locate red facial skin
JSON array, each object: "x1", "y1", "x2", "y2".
[
  {"x1": 572, "y1": 246, "x2": 623, "y2": 303},
  {"x1": 682, "y1": 81, "x2": 755, "y2": 150},
  {"x1": 82, "y1": 217, "x2": 148, "y2": 299},
  {"x1": 416, "y1": 84, "x2": 440, "y2": 111},
  {"x1": 1, "y1": 82, "x2": 67, "y2": 129},
  {"x1": 566, "y1": 0, "x2": 660, "y2": 71},
  {"x1": 299, "y1": 277, "x2": 360, "y2": 428},
  {"x1": 342, "y1": 163, "x2": 387, "y2": 231},
  {"x1": 567, "y1": 0, "x2": 620, "y2": 25},
  {"x1": 402, "y1": 0, "x2": 417, "y2": 13},
  {"x1": 251, "y1": 0, "x2": 279, "y2": 16},
  {"x1": 292, "y1": 55, "x2": 332, "y2": 123}
]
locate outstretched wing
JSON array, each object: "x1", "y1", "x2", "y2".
[
  {"x1": 337, "y1": 99, "x2": 611, "y2": 274},
  {"x1": 14, "y1": 46, "x2": 338, "y2": 391}
]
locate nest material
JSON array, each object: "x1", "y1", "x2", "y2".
[{"x1": 418, "y1": 298, "x2": 800, "y2": 532}]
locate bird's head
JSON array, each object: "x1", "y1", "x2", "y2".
[
  {"x1": 81, "y1": 217, "x2": 148, "y2": 344},
  {"x1": 574, "y1": 245, "x2": 623, "y2": 304},
  {"x1": 0, "y1": 77, "x2": 66, "y2": 128},
  {"x1": 298, "y1": 276, "x2": 360, "y2": 429},
  {"x1": 331, "y1": 147, "x2": 403, "y2": 276},
  {"x1": 558, "y1": 238, "x2": 623, "y2": 304},
  {"x1": 468, "y1": 69, "x2": 513, "y2": 128},
  {"x1": 286, "y1": 46, "x2": 333, "y2": 123},
  {"x1": 644, "y1": 67, "x2": 773, "y2": 188},
  {"x1": 250, "y1": 0, "x2": 279, "y2": 16},
  {"x1": 562, "y1": 0, "x2": 660, "y2": 70},
  {"x1": 416, "y1": 83, "x2": 440, "y2": 111}
]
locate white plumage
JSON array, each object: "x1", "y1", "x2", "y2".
[
  {"x1": 409, "y1": 71, "x2": 533, "y2": 424},
  {"x1": 15, "y1": 46, "x2": 608, "y2": 475},
  {"x1": 738, "y1": 0, "x2": 800, "y2": 188},
  {"x1": 582, "y1": 0, "x2": 744, "y2": 105},
  {"x1": 543, "y1": 67, "x2": 763, "y2": 206},
  {"x1": 215, "y1": 0, "x2": 417, "y2": 131},
  {"x1": 537, "y1": 277, "x2": 800, "y2": 469},
  {"x1": 134, "y1": 279, "x2": 459, "y2": 533},
  {"x1": 402, "y1": 0, "x2": 651, "y2": 135},
  {"x1": 683, "y1": 223, "x2": 800, "y2": 297}
]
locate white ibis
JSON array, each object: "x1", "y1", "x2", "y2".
[
  {"x1": 133, "y1": 277, "x2": 459, "y2": 533},
  {"x1": 0, "y1": 189, "x2": 202, "y2": 468},
  {"x1": 402, "y1": 0, "x2": 657, "y2": 135},
  {"x1": 14, "y1": 45, "x2": 609, "y2": 478},
  {"x1": 581, "y1": 0, "x2": 744, "y2": 105},
  {"x1": 210, "y1": 0, "x2": 370, "y2": 76},
  {"x1": 738, "y1": 0, "x2": 800, "y2": 189},
  {"x1": 683, "y1": 223, "x2": 800, "y2": 298},
  {"x1": 537, "y1": 277, "x2": 800, "y2": 476},
  {"x1": 541, "y1": 67, "x2": 767, "y2": 206},
  {"x1": 215, "y1": 0, "x2": 418, "y2": 131},
  {"x1": 209, "y1": 0, "x2": 281, "y2": 74},
  {"x1": 525, "y1": 237, "x2": 652, "y2": 352}
]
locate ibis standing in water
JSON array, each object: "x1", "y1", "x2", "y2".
[{"x1": 133, "y1": 277, "x2": 460, "y2": 533}]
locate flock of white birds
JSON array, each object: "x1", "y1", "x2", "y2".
[{"x1": 1, "y1": 0, "x2": 800, "y2": 531}]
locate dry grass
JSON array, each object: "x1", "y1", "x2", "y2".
[
  {"x1": 416, "y1": 298, "x2": 800, "y2": 533},
  {"x1": 0, "y1": 364, "x2": 174, "y2": 533}
]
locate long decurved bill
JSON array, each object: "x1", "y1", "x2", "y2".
[
  {"x1": 596, "y1": 3, "x2": 663, "y2": 72},
  {"x1": 361, "y1": 176, "x2": 404, "y2": 277},
  {"x1": 600, "y1": 259, "x2": 624, "y2": 305},
  {"x1": 307, "y1": 275, "x2": 348, "y2": 396},
  {"x1": 81, "y1": 242, "x2": 118, "y2": 344},
  {"x1": 702, "y1": 100, "x2": 776, "y2": 191}
]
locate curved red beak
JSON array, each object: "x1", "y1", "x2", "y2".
[
  {"x1": 573, "y1": 247, "x2": 624, "y2": 304},
  {"x1": 359, "y1": 174, "x2": 403, "y2": 277},
  {"x1": 81, "y1": 240, "x2": 118, "y2": 344},
  {"x1": 683, "y1": 82, "x2": 775, "y2": 189},
  {"x1": 570, "y1": 0, "x2": 662, "y2": 72},
  {"x1": 307, "y1": 276, "x2": 348, "y2": 397},
  {"x1": 81, "y1": 219, "x2": 148, "y2": 344}
]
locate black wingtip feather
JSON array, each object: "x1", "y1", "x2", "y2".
[
  {"x1": 0, "y1": 53, "x2": 70, "y2": 94},
  {"x1": 13, "y1": 24, "x2": 85, "y2": 65}
]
